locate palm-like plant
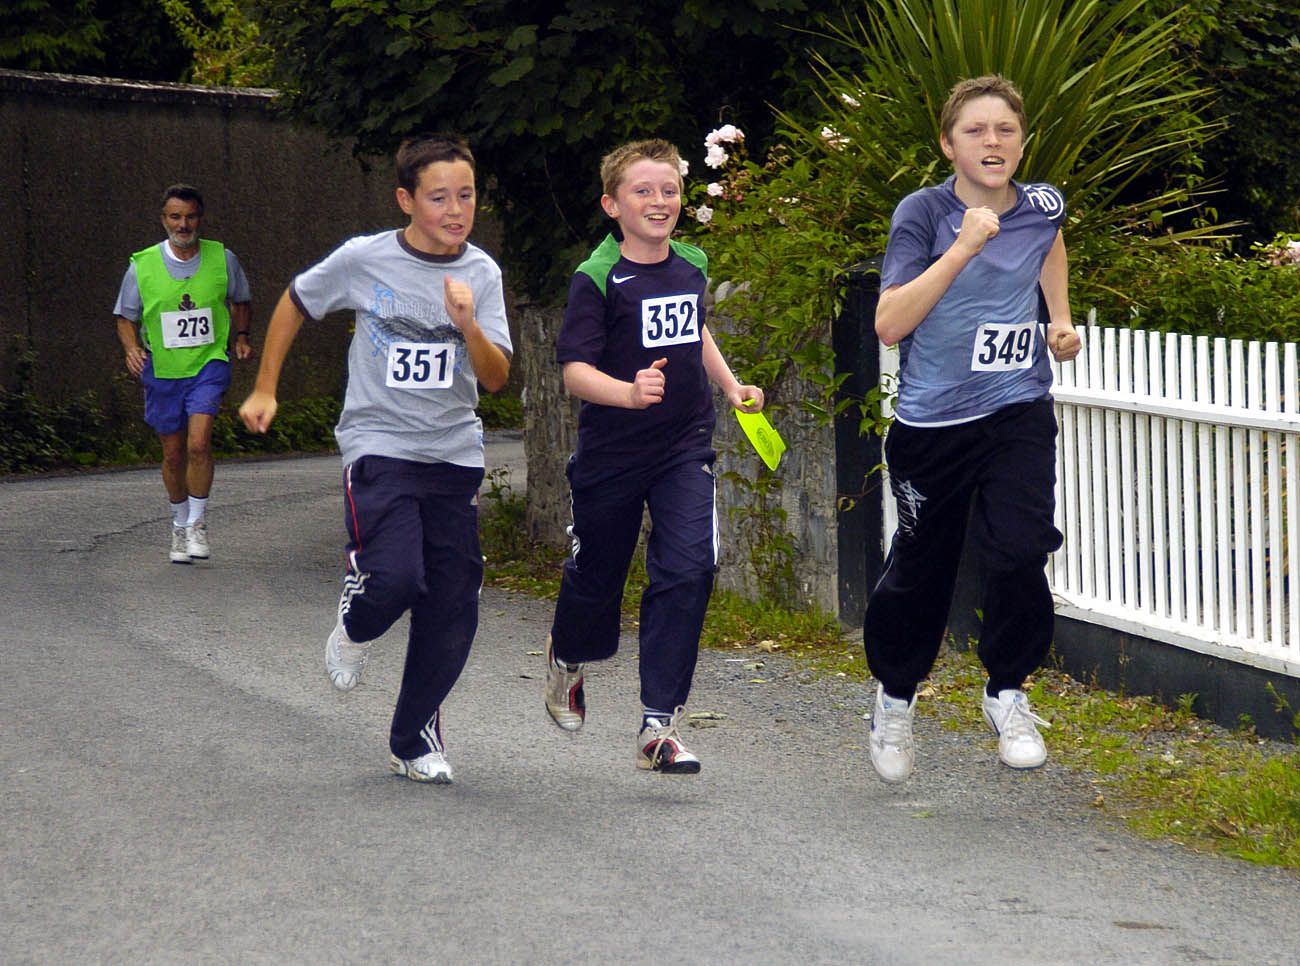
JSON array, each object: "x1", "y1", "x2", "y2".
[
  {"x1": 784, "y1": 0, "x2": 1225, "y2": 250},
  {"x1": 698, "y1": 0, "x2": 1228, "y2": 393}
]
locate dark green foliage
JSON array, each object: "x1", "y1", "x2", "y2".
[
  {"x1": 0, "y1": 339, "x2": 110, "y2": 472},
  {"x1": 259, "y1": 0, "x2": 856, "y2": 302},
  {"x1": 1137, "y1": 0, "x2": 1300, "y2": 244},
  {"x1": 1078, "y1": 237, "x2": 1300, "y2": 341},
  {"x1": 1197, "y1": 1, "x2": 1300, "y2": 243},
  {"x1": 0, "y1": 339, "x2": 342, "y2": 473},
  {"x1": 478, "y1": 467, "x2": 531, "y2": 562},
  {"x1": 208, "y1": 395, "x2": 342, "y2": 456},
  {"x1": 0, "y1": 0, "x2": 104, "y2": 72},
  {"x1": 0, "y1": 0, "x2": 191, "y2": 80},
  {"x1": 476, "y1": 391, "x2": 523, "y2": 430}
]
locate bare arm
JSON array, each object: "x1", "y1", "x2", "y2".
[
  {"x1": 563, "y1": 359, "x2": 667, "y2": 409},
  {"x1": 1040, "y1": 231, "x2": 1081, "y2": 362},
  {"x1": 875, "y1": 206, "x2": 999, "y2": 346},
  {"x1": 239, "y1": 288, "x2": 306, "y2": 433},
  {"x1": 229, "y1": 301, "x2": 254, "y2": 361},
  {"x1": 444, "y1": 276, "x2": 510, "y2": 392},
  {"x1": 701, "y1": 324, "x2": 764, "y2": 411},
  {"x1": 115, "y1": 316, "x2": 147, "y2": 377}
]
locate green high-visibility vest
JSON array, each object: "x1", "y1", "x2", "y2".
[{"x1": 133, "y1": 239, "x2": 231, "y2": 379}]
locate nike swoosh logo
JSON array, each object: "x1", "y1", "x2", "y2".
[{"x1": 611, "y1": 273, "x2": 636, "y2": 284}]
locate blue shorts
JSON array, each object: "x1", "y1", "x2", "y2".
[{"x1": 141, "y1": 359, "x2": 232, "y2": 435}]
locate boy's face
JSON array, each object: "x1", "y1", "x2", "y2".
[
  {"x1": 940, "y1": 94, "x2": 1024, "y2": 196},
  {"x1": 600, "y1": 159, "x2": 682, "y2": 254},
  {"x1": 397, "y1": 159, "x2": 476, "y2": 256},
  {"x1": 161, "y1": 197, "x2": 202, "y2": 254}
]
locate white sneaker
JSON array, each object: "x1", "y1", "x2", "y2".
[
  {"x1": 169, "y1": 525, "x2": 191, "y2": 564},
  {"x1": 869, "y1": 684, "x2": 916, "y2": 783},
  {"x1": 390, "y1": 750, "x2": 453, "y2": 784},
  {"x1": 636, "y1": 707, "x2": 701, "y2": 774},
  {"x1": 982, "y1": 689, "x2": 1050, "y2": 769},
  {"x1": 185, "y1": 520, "x2": 210, "y2": 559},
  {"x1": 325, "y1": 613, "x2": 368, "y2": 691}
]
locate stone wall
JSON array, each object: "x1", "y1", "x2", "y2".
[{"x1": 519, "y1": 291, "x2": 843, "y2": 617}]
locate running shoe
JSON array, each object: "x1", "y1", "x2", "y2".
[
  {"x1": 982, "y1": 689, "x2": 1049, "y2": 769},
  {"x1": 390, "y1": 750, "x2": 453, "y2": 784},
  {"x1": 185, "y1": 519, "x2": 209, "y2": 560},
  {"x1": 636, "y1": 708, "x2": 701, "y2": 774},
  {"x1": 325, "y1": 612, "x2": 367, "y2": 691},
  {"x1": 169, "y1": 525, "x2": 191, "y2": 564},
  {"x1": 869, "y1": 684, "x2": 916, "y2": 783},
  {"x1": 543, "y1": 635, "x2": 585, "y2": 731}
]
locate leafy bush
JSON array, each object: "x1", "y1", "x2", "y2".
[
  {"x1": 0, "y1": 336, "x2": 343, "y2": 474},
  {"x1": 686, "y1": 0, "x2": 1227, "y2": 411},
  {"x1": 1079, "y1": 233, "x2": 1300, "y2": 340},
  {"x1": 209, "y1": 395, "x2": 342, "y2": 458},
  {"x1": 476, "y1": 391, "x2": 523, "y2": 430}
]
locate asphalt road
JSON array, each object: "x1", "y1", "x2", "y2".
[{"x1": 3, "y1": 435, "x2": 1298, "y2": 964}]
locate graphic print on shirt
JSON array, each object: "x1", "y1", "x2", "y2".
[
  {"x1": 1022, "y1": 183, "x2": 1065, "y2": 219},
  {"x1": 361, "y1": 282, "x2": 465, "y2": 390}
]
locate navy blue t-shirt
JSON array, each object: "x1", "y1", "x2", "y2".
[{"x1": 556, "y1": 234, "x2": 715, "y2": 486}]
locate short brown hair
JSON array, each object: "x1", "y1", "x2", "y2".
[
  {"x1": 395, "y1": 133, "x2": 475, "y2": 194},
  {"x1": 939, "y1": 75, "x2": 1027, "y2": 143},
  {"x1": 600, "y1": 139, "x2": 683, "y2": 197}
]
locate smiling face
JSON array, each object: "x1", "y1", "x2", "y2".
[
  {"x1": 600, "y1": 158, "x2": 682, "y2": 262},
  {"x1": 940, "y1": 93, "x2": 1024, "y2": 208},
  {"x1": 396, "y1": 159, "x2": 476, "y2": 256}
]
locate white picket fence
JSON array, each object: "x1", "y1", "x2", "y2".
[{"x1": 880, "y1": 322, "x2": 1300, "y2": 678}]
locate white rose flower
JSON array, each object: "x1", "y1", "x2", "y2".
[
  {"x1": 706, "y1": 182, "x2": 724, "y2": 197},
  {"x1": 695, "y1": 205, "x2": 714, "y2": 225}
]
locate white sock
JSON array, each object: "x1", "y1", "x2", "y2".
[
  {"x1": 170, "y1": 501, "x2": 188, "y2": 527},
  {"x1": 187, "y1": 495, "x2": 208, "y2": 527}
]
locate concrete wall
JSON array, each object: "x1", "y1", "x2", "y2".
[{"x1": 0, "y1": 69, "x2": 507, "y2": 411}]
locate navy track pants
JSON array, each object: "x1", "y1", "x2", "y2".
[
  {"x1": 339, "y1": 455, "x2": 483, "y2": 760},
  {"x1": 550, "y1": 450, "x2": 718, "y2": 713}
]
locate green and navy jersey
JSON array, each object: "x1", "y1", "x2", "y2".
[{"x1": 556, "y1": 234, "x2": 715, "y2": 484}]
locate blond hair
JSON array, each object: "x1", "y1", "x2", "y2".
[{"x1": 600, "y1": 139, "x2": 683, "y2": 197}]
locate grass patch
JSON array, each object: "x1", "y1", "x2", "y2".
[
  {"x1": 923, "y1": 644, "x2": 1300, "y2": 868},
  {"x1": 478, "y1": 481, "x2": 1300, "y2": 868}
]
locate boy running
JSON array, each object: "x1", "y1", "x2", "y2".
[
  {"x1": 543, "y1": 138, "x2": 764, "y2": 773},
  {"x1": 865, "y1": 76, "x2": 1081, "y2": 783},
  {"x1": 239, "y1": 133, "x2": 511, "y2": 784}
]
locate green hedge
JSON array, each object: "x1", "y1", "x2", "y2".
[{"x1": 1078, "y1": 235, "x2": 1300, "y2": 342}]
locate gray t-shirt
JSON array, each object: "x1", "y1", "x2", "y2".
[
  {"x1": 291, "y1": 230, "x2": 512, "y2": 468},
  {"x1": 112, "y1": 241, "x2": 251, "y2": 321}
]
